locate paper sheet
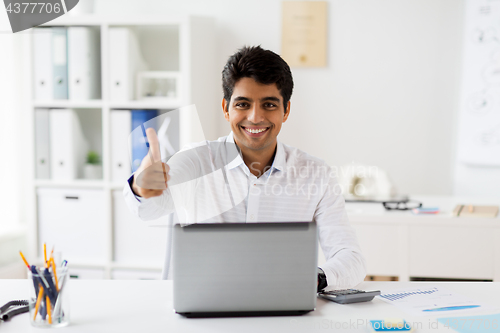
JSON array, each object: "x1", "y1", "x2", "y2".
[{"x1": 378, "y1": 287, "x2": 493, "y2": 317}]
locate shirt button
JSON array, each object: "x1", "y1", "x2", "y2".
[{"x1": 249, "y1": 214, "x2": 255, "y2": 220}]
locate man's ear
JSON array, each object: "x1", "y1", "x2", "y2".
[
  {"x1": 283, "y1": 101, "x2": 291, "y2": 123},
  {"x1": 222, "y1": 98, "x2": 230, "y2": 121}
]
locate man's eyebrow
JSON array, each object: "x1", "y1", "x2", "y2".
[
  {"x1": 260, "y1": 96, "x2": 281, "y2": 103},
  {"x1": 233, "y1": 96, "x2": 252, "y2": 102}
]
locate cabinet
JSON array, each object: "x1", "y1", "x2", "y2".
[
  {"x1": 28, "y1": 15, "x2": 218, "y2": 278},
  {"x1": 348, "y1": 196, "x2": 500, "y2": 282}
]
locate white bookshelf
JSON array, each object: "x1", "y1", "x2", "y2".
[{"x1": 28, "y1": 15, "x2": 218, "y2": 279}]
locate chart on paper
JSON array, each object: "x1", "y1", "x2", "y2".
[{"x1": 378, "y1": 287, "x2": 493, "y2": 316}]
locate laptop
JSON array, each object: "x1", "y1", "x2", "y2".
[{"x1": 172, "y1": 221, "x2": 318, "y2": 317}]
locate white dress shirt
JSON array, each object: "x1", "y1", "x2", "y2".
[{"x1": 123, "y1": 132, "x2": 367, "y2": 288}]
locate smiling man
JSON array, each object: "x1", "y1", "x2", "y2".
[
  {"x1": 223, "y1": 76, "x2": 288, "y2": 178},
  {"x1": 124, "y1": 46, "x2": 366, "y2": 290}
]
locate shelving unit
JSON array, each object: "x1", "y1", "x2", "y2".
[{"x1": 27, "y1": 15, "x2": 218, "y2": 279}]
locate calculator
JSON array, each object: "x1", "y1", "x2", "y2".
[{"x1": 318, "y1": 289, "x2": 381, "y2": 304}]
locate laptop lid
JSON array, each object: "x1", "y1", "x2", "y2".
[{"x1": 172, "y1": 221, "x2": 318, "y2": 316}]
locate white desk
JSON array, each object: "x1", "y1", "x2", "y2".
[
  {"x1": 1, "y1": 280, "x2": 499, "y2": 332},
  {"x1": 346, "y1": 196, "x2": 500, "y2": 281}
]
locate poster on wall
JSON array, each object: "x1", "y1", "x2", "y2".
[
  {"x1": 281, "y1": 1, "x2": 327, "y2": 67},
  {"x1": 457, "y1": 0, "x2": 500, "y2": 166}
]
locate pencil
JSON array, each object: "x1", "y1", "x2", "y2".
[
  {"x1": 46, "y1": 295, "x2": 52, "y2": 324},
  {"x1": 19, "y1": 251, "x2": 30, "y2": 268},
  {"x1": 50, "y1": 258, "x2": 59, "y2": 292},
  {"x1": 33, "y1": 285, "x2": 44, "y2": 321},
  {"x1": 44, "y1": 243, "x2": 47, "y2": 268}
]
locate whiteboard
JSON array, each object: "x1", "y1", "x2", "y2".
[{"x1": 458, "y1": 0, "x2": 500, "y2": 166}]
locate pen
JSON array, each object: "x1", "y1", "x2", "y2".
[
  {"x1": 29, "y1": 265, "x2": 42, "y2": 296},
  {"x1": 423, "y1": 305, "x2": 480, "y2": 312},
  {"x1": 53, "y1": 261, "x2": 68, "y2": 322},
  {"x1": 43, "y1": 267, "x2": 59, "y2": 302},
  {"x1": 57, "y1": 261, "x2": 68, "y2": 290},
  {"x1": 34, "y1": 267, "x2": 57, "y2": 305}
]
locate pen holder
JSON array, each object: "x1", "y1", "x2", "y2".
[{"x1": 28, "y1": 266, "x2": 70, "y2": 328}]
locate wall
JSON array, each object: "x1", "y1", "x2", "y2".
[
  {"x1": 95, "y1": 0, "x2": 464, "y2": 195},
  {"x1": 0, "y1": 10, "x2": 31, "y2": 227}
]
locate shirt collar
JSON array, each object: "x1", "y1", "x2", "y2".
[
  {"x1": 272, "y1": 139, "x2": 285, "y2": 172},
  {"x1": 226, "y1": 132, "x2": 244, "y2": 170},
  {"x1": 225, "y1": 132, "x2": 285, "y2": 173}
]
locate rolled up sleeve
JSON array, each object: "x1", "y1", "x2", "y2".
[{"x1": 314, "y1": 176, "x2": 367, "y2": 289}]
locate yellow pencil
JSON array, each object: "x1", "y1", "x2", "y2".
[
  {"x1": 33, "y1": 285, "x2": 44, "y2": 321},
  {"x1": 50, "y1": 257, "x2": 59, "y2": 292},
  {"x1": 43, "y1": 243, "x2": 47, "y2": 268},
  {"x1": 19, "y1": 251, "x2": 30, "y2": 268},
  {"x1": 46, "y1": 295, "x2": 52, "y2": 324}
]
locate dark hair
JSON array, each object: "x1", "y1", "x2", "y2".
[{"x1": 222, "y1": 46, "x2": 294, "y2": 110}]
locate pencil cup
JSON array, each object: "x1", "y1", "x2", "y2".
[{"x1": 28, "y1": 266, "x2": 70, "y2": 328}]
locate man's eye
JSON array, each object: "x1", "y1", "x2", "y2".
[
  {"x1": 235, "y1": 102, "x2": 249, "y2": 108},
  {"x1": 264, "y1": 103, "x2": 277, "y2": 108}
]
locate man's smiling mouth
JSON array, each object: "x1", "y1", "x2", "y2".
[{"x1": 241, "y1": 126, "x2": 270, "y2": 134}]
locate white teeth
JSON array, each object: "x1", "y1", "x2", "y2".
[{"x1": 245, "y1": 128, "x2": 267, "y2": 134}]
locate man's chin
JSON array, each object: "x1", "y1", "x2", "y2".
[{"x1": 238, "y1": 138, "x2": 270, "y2": 151}]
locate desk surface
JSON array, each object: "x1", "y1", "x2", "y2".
[{"x1": 0, "y1": 280, "x2": 499, "y2": 332}]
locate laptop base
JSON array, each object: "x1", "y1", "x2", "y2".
[{"x1": 176, "y1": 309, "x2": 314, "y2": 318}]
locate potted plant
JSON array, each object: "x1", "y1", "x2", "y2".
[{"x1": 83, "y1": 150, "x2": 102, "y2": 179}]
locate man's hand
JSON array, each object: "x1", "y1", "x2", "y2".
[{"x1": 132, "y1": 128, "x2": 170, "y2": 198}]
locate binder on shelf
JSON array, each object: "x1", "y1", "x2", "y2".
[
  {"x1": 52, "y1": 27, "x2": 69, "y2": 100},
  {"x1": 68, "y1": 27, "x2": 101, "y2": 100},
  {"x1": 131, "y1": 109, "x2": 158, "y2": 172},
  {"x1": 32, "y1": 28, "x2": 53, "y2": 100},
  {"x1": 49, "y1": 109, "x2": 89, "y2": 180},
  {"x1": 111, "y1": 110, "x2": 132, "y2": 182},
  {"x1": 109, "y1": 27, "x2": 147, "y2": 101},
  {"x1": 35, "y1": 109, "x2": 51, "y2": 179}
]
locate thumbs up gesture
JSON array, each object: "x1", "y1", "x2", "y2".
[{"x1": 132, "y1": 128, "x2": 170, "y2": 198}]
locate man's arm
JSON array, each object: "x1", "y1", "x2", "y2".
[
  {"x1": 123, "y1": 128, "x2": 174, "y2": 221},
  {"x1": 314, "y1": 175, "x2": 367, "y2": 290}
]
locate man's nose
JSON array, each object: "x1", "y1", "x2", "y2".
[{"x1": 247, "y1": 105, "x2": 265, "y2": 123}]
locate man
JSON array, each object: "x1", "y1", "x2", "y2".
[{"x1": 124, "y1": 46, "x2": 366, "y2": 290}]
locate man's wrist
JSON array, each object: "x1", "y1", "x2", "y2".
[
  {"x1": 129, "y1": 175, "x2": 142, "y2": 198},
  {"x1": 317, "y1": 268, "x2": 328, "y2": 291}
]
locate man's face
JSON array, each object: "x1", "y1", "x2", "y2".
[{"x1": 223, "y1": 77, "x2": 290, "y2": 154}]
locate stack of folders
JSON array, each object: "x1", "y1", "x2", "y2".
[
  {"x1": 32, "y1": 27, "x2": 101, "y2": 100},
  {"x1": 35, "y1": 109, "x2": 160, "y2": 182},
  {"x1": 35, "y1": 109, "x2": 88, "y2": 180}
]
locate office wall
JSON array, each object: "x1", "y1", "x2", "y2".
[
  {"x1": 0, "y1": 11, "x2": 30, "y2": 227},
  {"x1": 96, "y1": 0, "x2": 464, "y2": 195}
]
